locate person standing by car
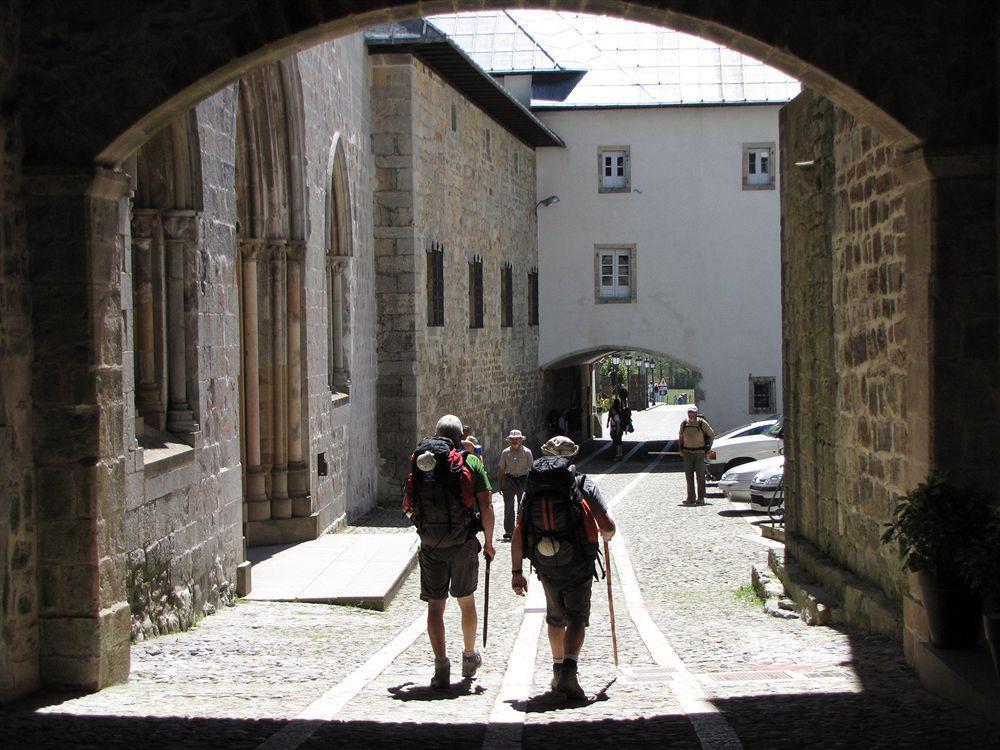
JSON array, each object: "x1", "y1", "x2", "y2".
[{"x1": 678, "y1": 407, "x2": 715, "y2": 505}]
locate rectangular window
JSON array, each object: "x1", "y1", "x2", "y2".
[
  {"x1": 500, "y1": 262, "x2": 513, "y2": 328},
  {"x1": 469, "y1": 255, "x2": 484, "y2": 329},
  {"x1": 749, "y1": 375, "x2": 776, "y2": 414},
  {"x1": 742, "y1": 143, "x2": 775, "y2": 190},
  {"x1": 595, "y1": 245, "x2": 636, "y2": 303},
  {"x1": 528, "y1": 268, "x2": 539, "y2": 326},
  {"x1": 426, "y1": 242, "x2": 444, "y2": 327},
  {"x1": 598, "y1": 147, "x2": 630, "y2": 192}
]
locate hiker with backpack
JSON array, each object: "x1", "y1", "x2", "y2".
[
  {"x1": 403, "y1": 415, "x2": 496, "y2": 689},
  {"x1": 510, "y1": 436, "x2": 617, "y2": 701},
  {"x1": 498, "y1": 429, "x2": 532, "y2": 542},
  {"x1": 607, "y1": 398, "x2": 625, "y2": 461},
  {"x1": 678, "y1": 406, "x2": 716, "y2": 505}
]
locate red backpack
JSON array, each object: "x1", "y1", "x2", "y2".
[{"x1": 407, "y1": 436, "x2": 475, "y2": 548}]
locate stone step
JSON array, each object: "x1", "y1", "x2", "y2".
[{"x1": 768, "y1": 547, "x2": 838, "y2": 626}]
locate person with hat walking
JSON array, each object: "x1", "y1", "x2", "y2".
[
  {"x1": 511, "y1": 436, "x2": 616, "y2": 701},
  {"x1": 498, "y1": 429, "x2": 532, "y2": 542},
  {"x1": 678, "y1": 407, "x2": 715, "y2": 505}
]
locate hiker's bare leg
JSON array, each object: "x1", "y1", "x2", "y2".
[
  {"x1": 564, "y1": 617, "x2": 586, "y2": 656},
  {"x1": 547, "y1": 623, "x2": 566, "y2": 660},
  {"x1": 457, "y1": 594, "x2": 478, "y2": 652},
  {"x1": 427, "y1": 598, "x2": 447, "y2": 658}
]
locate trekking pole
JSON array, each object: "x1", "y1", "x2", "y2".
[
  {"x1": 604, "y1": 538, "x2": 619, "y2": 667},
  {"x1": 483, "y1": 555, "x2": 491, "y2": 647}
]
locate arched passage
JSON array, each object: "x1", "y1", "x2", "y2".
[{"x1": 3, "y1": 0, "x2": 996, "y2": 711}]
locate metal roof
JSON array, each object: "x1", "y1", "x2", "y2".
[
  {"x1": 428, "y1": 11, "x2": 801, "y2": 108},
  {"x1": 366, "y1": 21, "x2": 564, "y2": 148}
]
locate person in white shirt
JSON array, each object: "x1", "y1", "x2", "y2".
[{"x1": 498, "y1": 429, "x2": 532, "y2": 541}]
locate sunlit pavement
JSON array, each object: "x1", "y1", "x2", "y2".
[{"x1": 5, "y1": 406, "x2": 999, "y2": 748}]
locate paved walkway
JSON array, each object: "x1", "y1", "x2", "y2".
[{"x1": 5, "y1": 407, "x2": 999, "y2": 748}]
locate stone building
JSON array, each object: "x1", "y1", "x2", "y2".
[{"x1": 0, "y1": 0, "x2": 998, "y2": 722}]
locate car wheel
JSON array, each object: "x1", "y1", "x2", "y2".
[{"x1": 723, "y1": 458, "x2": 754, "y2": 473}]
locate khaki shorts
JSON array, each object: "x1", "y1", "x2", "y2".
[
  {"x1": 419, "y1": 536, "x2": 481, "y2": 601},
  {"x1": 538, "y1": 563, "x2": 594, "y2": 627}
]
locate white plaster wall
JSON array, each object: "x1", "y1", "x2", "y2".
[{"x1": 536, "y1": 104, "x2": 784, "y2": 431}]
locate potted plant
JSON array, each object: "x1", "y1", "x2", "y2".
[
  {"x1": 958, "y1": 512, "x2": 1000, "y2": 678},
  {"x1": 881, "y1": 472, "x2": 989, "y2": 649}
]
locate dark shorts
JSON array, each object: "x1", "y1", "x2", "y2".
[
  {"x1": 419, "y1": 536, "x2": 481, "y2": 601},
  {"x1": 537, "y1": 562, "x2": 595, "y2": 627}
]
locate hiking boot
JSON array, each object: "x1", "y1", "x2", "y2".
[
  {"x1": 556, "y1": 660, "x2": 586, "y2": 701},
  {"x1": 430, "y1": 657, "x2": 451, "y2": 689},
  {"x1": 550, "y1": 662, "x2": 562, "y2": 690},
  {"x1": 461, "y1": 651, "x2": 482, "y2": 678},
  {"x1": 501, "y1": 533, "x2": 512, "y2": 542}
]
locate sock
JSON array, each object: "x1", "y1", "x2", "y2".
[
  {"x1": 553, "y1": 659, "x2": 564, "y2": 670},
  {"x1": 463, "y1": 650, "x2": 477, "y2": 658},
  {"x1": 564, "y1": 653, "x2": 578, "y2": 663},
  {"x1": 435, "y1": 656, "x2": 450, "y2": 666}
]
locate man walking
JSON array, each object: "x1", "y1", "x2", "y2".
[
  {"x1": 404, "y1": 414, "x2": 496, "y2": 689},
  {"x1": 678, "y1": 406, "x2": 715, "y2": 505},
  {"x1": 498, "y1": 429, "x2": 532, "y2": 542},
  {"x1": 510, "y1": 436, "x2": 616, "y2": 701}
]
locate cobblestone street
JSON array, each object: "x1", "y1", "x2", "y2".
[{"x1": 4, "y1": 406, "x2": 999, "y2": 749}]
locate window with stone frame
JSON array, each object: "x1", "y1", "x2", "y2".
[
  {"x1": 595, "y1": 245, "x2": 636, "y2": 303},
  {"x1": 742, "y1": 143, "x2": 775, "y2": 190},
  {"x1": 500, "y1": 261, "x2": 514, "y2": 328},
  {"x1": 469, "y1": 255, "x2": 484, "y2": 329},
  {"x1": 528, "y1": 268, "x2": 539, "y2": 326},
  {"x1": 749, "y1": 375, "x2": 776, "y2": 414},
  {"x1": 427, "y1": 242, "x2": 445, "y2": 327},
  {"x1": 327, "y1": 139, "x2": 353, "y2": 394},
  {"x1": 598, "y1": 146, "x2": 630, "y2": 193}
]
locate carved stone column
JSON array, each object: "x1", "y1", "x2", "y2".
[
  {"x1": 329, "y1": 255, "x2": 351, "y2": 391},
  {"x1": 239, "y1": 240, "x2": 269, "y2": 522},
  {"x1": 287, "y1": 240, "x2": 310, "y2": 517},
  {"x1": 130, "y1": 209, "x2": 165, "y2": 432},
  {"x1": 269, "y1": 240, "x2": 291, "y2": 519},
  {"x1": 162, "y1": 210, "x2": 199, "y2": 434}
]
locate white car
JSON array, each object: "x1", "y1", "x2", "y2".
[
  {"x1": 707, "y1": 419, "x2": 783, "y2": 479},
  {"x1": 717, "y1": 455, "x2": 784, "y2": 502},
  {"x1": 750, "y1": 461, "x2": 784, "y2": 510},
  {"x1": 714, "y1": 415, "x2": 780, "y2": 442}
]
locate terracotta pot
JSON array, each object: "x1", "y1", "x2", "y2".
[
  {"x1": 917, "y1": 570, "x2": 980, "y2": 649},
  {"x1": 984, "y1": 614, "x2": 1000, "y2": 680}
]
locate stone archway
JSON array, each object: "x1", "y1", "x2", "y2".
[{"x1": 4, "y1": 0, "x2": 997, "y2": 703}]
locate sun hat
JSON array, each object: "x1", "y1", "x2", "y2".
[
  {"x1": 461, "y1": 435, "x2": 481, "y2": 452},
  {"x1": 506, "y1": 429, "x2": 525, "y2": 442},
  {"x1": 687, "y1": 406, "x2": 698, "y2": 414},
  {"x1": 541, "y1": 435, "x2": 579, "y2": 458}
]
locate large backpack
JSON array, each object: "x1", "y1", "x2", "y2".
[
  {"x1": 407, "y1": 436, "x2": 475, "y2": 548},
  {"x1": 521, "y1": 456, "x2": 599, "y2": 570}
]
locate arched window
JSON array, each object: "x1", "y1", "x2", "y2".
[{"x1": 327, "y1": 136, "x2": 353, "y2": 394}]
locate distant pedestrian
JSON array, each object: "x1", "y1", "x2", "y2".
[
  {"x1": 403, "y1": 415, "x2": 496, "y2": 689},
  {"x1": 678, "y1": 407, "x2": 715, "y2": 505},
  {"x1": 498, "y1": 429, "x2": 532, "y2": 542},
  {"x1": 607, "y1": 398, "x2": 625, "y2": 461},
  {"x1": 511, "y1": 436, "x2": 616, "y2": 701}
]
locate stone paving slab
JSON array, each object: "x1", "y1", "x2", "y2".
[{"x1": 247, "y1": 533, "x2": 419, "y2": 610}]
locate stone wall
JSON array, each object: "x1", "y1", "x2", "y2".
[
  {"x1": 781, "y1": 89, "x2": 910, "y2": 606},
  {"x1": 373, "y1": 52, "x2": 546, "y2": 498},
  {"x1": 120, "y1": 37, "x2": 378, "y2": 640},
  {"x1": 0, "y1": 0, "x2": 38, "y2": 702}
]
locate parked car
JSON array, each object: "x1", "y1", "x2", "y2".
[
  {"x1": 714, "y1": 415, "x2": 780, "y2": 442},
  {"x1": 750, "y1": 461, "x2": 784, "y2": 508},
  {"x1": 718, "y1": 455, "x2": 784, "y2": 502},
  {"x1": 707, "y1": 418, "x2": 783, "y2": 480}
]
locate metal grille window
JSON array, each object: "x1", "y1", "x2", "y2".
[
  {"x1": 596, "y1": 247, "x2": 634, "y2": 302},
  {"x1": 500, "y1": 262, "x2": 513, "y2": 328},
  {"x1": 469, "y1": 255, "x2": 484, "y2": 329},
  {"x1": 598, "y1": 147, "x2": 630, "y2": 193},
  {"x1": 528, "y1": 268, "x2": 539, "y2": 326},
  {"x1": 426, "y1": 242, "x2": 444, "y2": 327},
  {"x1": 742, "y1": 143, "x2": 775, "y2": 190},
  {"x1": 749, "y1": 375, "x2": 776, "y2": 414}
]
